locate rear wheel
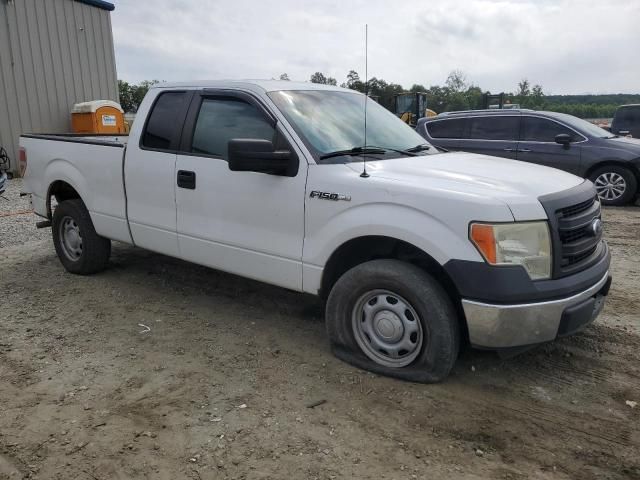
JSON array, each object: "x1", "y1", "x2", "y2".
[
  {"x1": 52, "y1": 199, "x2": 111, "y2": 274},
  {"x1": 326, "y1": 259, "x2": 460, "y2": 383},
  {"x1": 589, "y1": 165, "x2": 637, "y2": 206}
]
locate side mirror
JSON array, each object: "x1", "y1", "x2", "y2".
[
  {"x1": 228, "y1": 139, "x2": 293, "y2": 176},
  {"x1": 555, "y1": 133, "x2": 572, "y2": 148}
]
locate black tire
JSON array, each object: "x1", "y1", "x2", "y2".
[
  {"x1": 589, "y1": 165, "x2": 638, "y2": 206},
  {"x1": 52, "y1": 199, "x2": 111, "y2": 274},
  {"x1": 326, "y1": 259, "x2": 460, "y2": 383}
]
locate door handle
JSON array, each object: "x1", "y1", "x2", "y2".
[
  {"x1": 619, "y1": 130, "x2": 630, "y2": 135},
  {"x1": 503, "y1": 148, "x2": 515, "y2": 152},
  {"x1": 518, "y1": 149, "x2": 531, "y2": 153},
  {"x1": 177, "y1": 170, "x2": 196, "y2": 189}
]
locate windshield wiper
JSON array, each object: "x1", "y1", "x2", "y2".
[
  {"x1": 319, "y1": 145, "x2": 417, "y2": 160},
  {"x1": 319, "y1": 147, "x2": 386, "y2": 160},
  {"x1": 406, "y1": 143, "x2": 431, "y2": 153}
]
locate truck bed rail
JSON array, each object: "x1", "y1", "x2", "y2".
[{"x1": 20, "y1": 133, "x2": 127, "y2": 148}]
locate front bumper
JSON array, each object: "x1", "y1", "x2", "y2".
[{"x1": 462, "y1": 272, "x2": 611, "y2": 348}]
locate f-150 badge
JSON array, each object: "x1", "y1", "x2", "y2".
[{"x1": 310, "y1": 191, "x2": 351, "y2": 202}]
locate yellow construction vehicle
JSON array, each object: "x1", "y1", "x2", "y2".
[{"x1": 394, "y1": 92, "x2": 436, "y2": 126}]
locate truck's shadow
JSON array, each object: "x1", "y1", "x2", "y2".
[{"x1": 102, "y1": 241, "x2": 606, "y2": 385}]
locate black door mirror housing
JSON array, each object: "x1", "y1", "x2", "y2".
[
  {"x1": 555, "y1": 133, "x2": 572, "y2": 147},
  {"x1": 228, "y1": 139, "x2": 294, "y2": 176}
]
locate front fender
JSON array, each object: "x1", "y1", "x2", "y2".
[{"x1": 301, "y1": 202, "x2": 487, "y2": 294}]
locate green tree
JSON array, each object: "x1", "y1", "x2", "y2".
[
  {"x1": 279, "y1": 73, "x2": 290, "y2": 81},
  {"x1": 345, "y1": 70, "x2": 365, "y2": 92},
  {"x1": 445, "y1": 70, "x2": 467, "y2": 93},
  {"x1": 310, "y1": 72, "x2": 337, "y2": 85},
  {"x1": 517, "y1": 79, "x2": 531, "y2": 97},
  {"x1": 117, "y1": 80, "x2": 134, "y2": 113},
  {"x1": 409, "y1": 84, "x2": 427, "y2": 93},
  {"x1": 118, "y1": 79, "x2": 160, "y2": 113}
]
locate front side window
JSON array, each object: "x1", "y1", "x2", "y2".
[
  {"x1": 427, "y1": 118, "x2": 467, "y2": 139},
  {"x1": 142, "y1": 92, "x2": 188, "y2": 150},
  {"x1": 521, "y1": 117, "x2": 578, "y2": 142},
  {"x1": 469, "y1": 116, "x2": 519, "y2": 140},
  {"x1": 191, "y1": 98, "x2": 275, "y2": 159}
]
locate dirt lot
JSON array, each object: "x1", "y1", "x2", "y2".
[{"x1": 1, "y1": 179, "x2": 639, "y2": 479}]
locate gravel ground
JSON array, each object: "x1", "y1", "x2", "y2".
[
  {"x1": 0, "y1": 179, "x2": 639, "y2": 479},
  {"x1": 0, "y1": 179, "x2": 49, "y2": 248}
]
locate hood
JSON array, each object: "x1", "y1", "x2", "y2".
[
  {"x1": 602, "y1": 135, "x2": 640, "y2": 153},
  {"x1": 346, "y1": 152, "x2": 585, "y2": 220}
]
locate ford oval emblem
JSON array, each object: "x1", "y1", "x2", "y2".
[{"x1": 591, "y1": 218, "x2": 603, "y2": 237}]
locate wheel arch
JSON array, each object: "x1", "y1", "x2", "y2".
[
  {"x1": 585, "y1": 160, "x2": 640, "y2": 184},
  {"x1": 319, "y1": 235, "x2": 469, "y2": 343},
  {"x1": 46, "y1": 180, "x2": 82, "y2": 219}
]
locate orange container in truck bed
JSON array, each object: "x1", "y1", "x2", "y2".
[{"x1": 71, "y1": 100, "x2": 126, "y2": 134}]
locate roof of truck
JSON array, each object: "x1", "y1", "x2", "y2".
[{"x1": 154, "y1": 80, "x2": 350, "y2": 93}]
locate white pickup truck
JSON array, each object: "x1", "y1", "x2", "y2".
[{"x1": 20, "y1": 81, "x2": 611, "y2": 382}]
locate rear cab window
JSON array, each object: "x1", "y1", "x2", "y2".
[{"x1": 141, "y1": 91, "x2": 191, "y2": 151}]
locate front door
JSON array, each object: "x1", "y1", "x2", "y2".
[
  {"x1": 516, "y1": 116, "x2": 583, "y2": 174},
  {"x1": 174, "y1": 91, "x2": 307, "y2": 290}
]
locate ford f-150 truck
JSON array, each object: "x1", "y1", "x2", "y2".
[{"x1": 20, "y1": 81, "x2": 611, "y2": 382}]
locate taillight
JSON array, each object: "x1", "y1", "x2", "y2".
[{"x1": 19, "y1": 147, "x2": 27, "y2": 176}]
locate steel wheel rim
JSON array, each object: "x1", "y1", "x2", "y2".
[
  {"x1": 59, "y1": 216, "x2": 83, "y2": 261},
  {"x1": 351, "y1": 289, "x2": 424, "y2": 368},
  {"x1": 594, "y1": 172, "x2": 626, "y2": 201}
]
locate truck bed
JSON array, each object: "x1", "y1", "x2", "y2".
[{"x1": 20, "y1": 132, "x2": 132, "y2": 244}]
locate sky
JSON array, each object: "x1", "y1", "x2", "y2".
[{"x1": 110, "y1": 0, "x2": 640, "y2": 95}]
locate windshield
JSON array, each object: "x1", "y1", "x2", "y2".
[
  {"x1": 268, "y1": 90, "x2": 433, "y2": 162},
  {"x1": 549, "y1": 112, "x2": 615, "y2": 138}
]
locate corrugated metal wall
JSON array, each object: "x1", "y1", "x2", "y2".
[{"x1": 0, "y1": 0, "x2": 118, "y2": 174}]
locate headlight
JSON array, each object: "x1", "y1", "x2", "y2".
[{"x1": 470, "y1": 221, "x2": 551, "y2": 280}]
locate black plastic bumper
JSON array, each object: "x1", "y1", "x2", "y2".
[{"x1": 443, "y1": 242, "x2": 611, "y2": 304}]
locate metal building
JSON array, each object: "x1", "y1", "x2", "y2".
[{"x1": 0, "y1": 0, "x2": 117, "y2": 175}]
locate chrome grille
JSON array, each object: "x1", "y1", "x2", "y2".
[
  {"x1": 556, "y1": 196, "x2": 601, "y2": 272},
  {"x1": 539, "y1": 184, "x2": 604, "y2": 279}
]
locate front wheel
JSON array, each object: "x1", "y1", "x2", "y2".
[
  {"x1": 326, "y1": 260, "x2": 460, "y2": 383},
  {"x1": 52, "y1": 199, "x2": 111, "y2": 274},
  {"x1": 589, "y1": 166, "x2": 638, "y2": 206}
]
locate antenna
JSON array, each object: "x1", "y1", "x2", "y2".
[{"x1": 360, "y1": 23, "x2": 369, "y2": 178}]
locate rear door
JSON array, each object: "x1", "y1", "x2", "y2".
[
  {"x1": 174, "y1": 90, "x2": 307, "y2": 290},
  {"x1": 124, "y1": 90, "x2": 193, "y2": 257},
  {"x1": 463, "y1": 115, "x2": 520, "y2": 159},
  {"x1": 517, "y1": 116, "x2": 583, "y2": 174}
]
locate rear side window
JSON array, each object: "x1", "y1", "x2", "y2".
[
  {"x1": 427, "y1": 118, "x2": 467, "y2": 139},
  {"x1": 521, "y1": 117, "x2": 578, "y2": 142},
  {"x1": 191, "y1": 98, "x2": 275, "y2": 159},
  {"x1": 142, "y1": 92, "x2": 189, "y2": 150},
  {"x1": 469, "y1": 116, "x2": 519, "y2": 140}
]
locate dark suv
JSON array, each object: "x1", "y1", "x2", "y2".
[
  {"x1": 417, "y1": 109, "x2": 640, "y2": 205},
  {"x1": 610, "y1": 104, "x2": 640, "y2": 139}
]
